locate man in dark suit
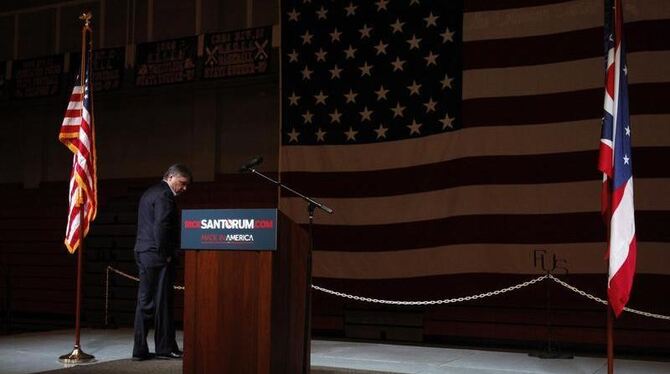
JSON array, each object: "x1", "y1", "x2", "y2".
[{"x1": 132, "y1": 164, "x2": 192, "y2": 361}]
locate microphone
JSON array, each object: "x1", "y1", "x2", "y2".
[{"x1": 239, "y1": 155, "x2": 263, "y2": 172}]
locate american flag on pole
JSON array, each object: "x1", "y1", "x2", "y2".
[
  {"x1": 598, "y1": 0, "x2": 636, "y2": 317},
  {"x1": 58, "y1": 50, "x2": 97, "y2": 254}
]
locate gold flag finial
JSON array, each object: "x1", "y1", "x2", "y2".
[{"x1": 79, "y1": 11, "x2": 92, "y2": 27}]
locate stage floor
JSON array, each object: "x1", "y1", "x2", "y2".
[{"x1": 0, "y1": 328, "x2": 668, "y2": 374}]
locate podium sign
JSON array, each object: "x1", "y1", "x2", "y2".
[{"x1": 181, "y1": 209, "x2": 277, "y2": 250}]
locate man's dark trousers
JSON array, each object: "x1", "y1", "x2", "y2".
[{"x1": 132, "y1": 251, "x2": 178, "y2": 357}]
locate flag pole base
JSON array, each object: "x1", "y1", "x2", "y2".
[
  {"x1": 58, "y1": 345, "x2": 95, "y2": 364},
  {"x1": 528, "y1": 348, "x2": 574, "y2": 360}
]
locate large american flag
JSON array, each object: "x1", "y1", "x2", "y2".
[
  {"x1": 58, "y1": 48, "x2": 97, "y2": 254},
  {"x1": 279, "y1": 0, "x2": 670, "y2": 298},
  {"x1": 598, "y1": 0, "x2": 636, "y2": 317}
]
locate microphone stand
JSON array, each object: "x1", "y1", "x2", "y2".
[{"x1": 245, "y1": 167, "x2": 333, "y2": 374}]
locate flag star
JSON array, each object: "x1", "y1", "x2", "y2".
[
  {"x1": 345, "y1": 2, "x2": 358, "y2": 16},
  {"x1": 359, "y1": 61, "x2": 373, "y2": 77},
  {"x1": 441, "y1": 73, "x2": 454, "y2": 89},
  {"x1": 374, "y1": 85, "x2": 389, "y2": 101},
  {"x1": 440, "y1": 27, "x2": 455, "y2": 43},
  {"x1": 359, "y1": 106, "x2": 373, "y2": 122},
  {"x1": 315, "y1": 48, "x2": 328, "y2": 62},
  {"x1": 359, "y1": 24, "x2": 373, "y2": 39},
  {"x1": 390, "y1": 18, "x2": 405, "y2": 34},
  {"x1": 406, "y1": 34, "x2": 422, "y2": 50},
  {"x1": 424, "y1": 51, "x2": 439, "y2": 66},
  {"x1": 287, "y1": 49, "x2": 299, "y2": 63},
  {"x1": 344, "y1": 89, "x2": 358, "y2": 104},
  {"x1": 424, "y1": 12, "x2": 439, "y2": 28},
  {"x1": 329, "y1": 108, "x2": 343, "y2": 123},
  {"x1": 407, "y1": 80, "x2": 422, "y2": 96},
  {"x1": 440, "y1": 113, "x2": 455, "y2": 129},
  {"x1": 301, "y1": 30, "x2": 314, "y2": 45},
  {"x1": 330, "y1": 28, "x2": 342, "y2": 42},
  {"x1": 287, "y1": 8, "x2": 300, "y2": 22},
  {"x1": 623, "y1": 65, "x2": 628, "y2": 75},
  {"x1": 625, "y1": 126, "x2": 631, "y2": 136},
  {"x1": 314, "y1": 91, "x2": 328, "y2": 105},
  {"x1": 288, "y1": 92, "x2": 300, "y2": 106},
  {"x1": 623, "y1": 154, "x2": 630, "y2": 164},
  {"x1": 344, "y1": 44, "x2": 357, "y2": 59},
  {"x1": 315, "y1": 128, "x2": 327, "y2": 142},
  {"x1": 423, "y1": 98, "x2": 437, "y2": 113},
  {"x1": 391, "y1": 57, "x2": 406, "y2": 72},
  {"x1": 301, "y1": 66, "x2": 313, "y2": 80},
  {"x1": 287, "y1": 128, "x2": 300, "y2": 143},
  {"x1": 345, "y1": 126, "x2": 359, "y2": 141},
  {"x1": 374, "y1": 124, "x2": 389, "y2": 139},
  {"x1": 375, "y1": 0, "x2": 389, "y2": 11},
  {"x1": 407, "y1": 119, "x2": 422, "y2": 135},
  {"x1": 391, "y1": 102, "x2": 406, "y2": 118},
  {"x1": 410, "y1": 0, "x2": 420, "y2": 5},
  {"x1": 374, "y1": 40, "x2": 389, "y2": 55},
  {"x1": 329, "y1": 64, "x2": 343, "y2": 79},
  {"x1": 302, "y1": 110, "x2": 314, "y2": 124},
  {"x1": 316, "y1": 6, "x2": 328, "y2": 20}
]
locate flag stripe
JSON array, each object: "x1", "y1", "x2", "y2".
[
  {"x1": 281, "y1": 148, "x2": 670, "y2": 198},
  {"x1": 282, "y1": 179, "x2": 670, "y2": 225},
  {"x1": 464, "y1": 20, "x2": 670, "y2": 69},
  {"x1": 464, "y1": 0, "x2": 575, "y2": 13},
  {"x1": 463, "y1": 51, "x2": 670, "y2": 99},
  {"x1": 313, "y1": 242, "x2": 670, "y2": 279},
  {"x1": 463, "y1": 82, "x2": 670, "y2": 127},
  {"x1": 281, "y1": 114, "x2": 670, "y2": 172},
  {"x1": 305, "y1": 211, "x2": 669, "y2": 252},
  {"x1": 464, "y1": 0, "x2": 670, "y2": 41}
]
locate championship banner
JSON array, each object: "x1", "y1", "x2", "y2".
[
  {"x1": 11, "y1": 55, "x2": 63, "y2": 98},
  {"x1": 135, "y1": 36, "x2": 197, "y2": 87},
  {"x1": 203, "y1": 26, "x2": 271, "y2": 79},
  {"x1": 71, "y1": 47, "x2": 125, "y2": 92},
  {"x1": 181, "y1": 209, "x2": 278, "y2": 251}
]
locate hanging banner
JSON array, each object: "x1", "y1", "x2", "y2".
[
  {"x1": 12, "y1": 55, "x2": 63, "y2": 98},
  {"x1": 203, "y1": 26, "x2": 271, "y2": 79},
  {"x1": 71, "y1": 47, "x2": 125, "y2": 92},
  {"x1": 135, "y1": 36, "x2": 197, "y2": 87}
]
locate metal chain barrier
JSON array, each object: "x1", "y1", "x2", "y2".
[
  {"x1": 546, "y1": 274, "x2": 670, "y2": 321},
  {"x1": 105, "y1": 266, "x2": 184, "y2": 326},
  {"x1": 104, "y1": 266, "x2": 670, "y2": 324},
  {"x1": 312, "y1": 275, "x2": 549, "y2": 306}
]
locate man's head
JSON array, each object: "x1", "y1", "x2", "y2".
[{"x1": 163, "y1": 164, "x2": 192, "y2": 196}]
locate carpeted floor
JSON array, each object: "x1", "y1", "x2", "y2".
[
  {"x1": 36, "y1": 358, "x2": 182, "y2": 374},
  {"x1": 35, "y1": 359, "x2": 378, "y2": 374}
]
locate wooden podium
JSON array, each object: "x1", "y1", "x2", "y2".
[{"x1": 183, "y1": 212, "x2": 310, "y2": 373}]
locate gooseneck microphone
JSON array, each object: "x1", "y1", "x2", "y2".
[{"x1": 239, "y1": 155, "x2": 264, "y2": 172}]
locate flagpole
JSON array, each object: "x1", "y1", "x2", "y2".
[
  {"x1": 607, "y1": 305, "x2": 614, "y2": 374},
  {"x1": 58, "y1": 12, "x2": 95, "y2": 365}
]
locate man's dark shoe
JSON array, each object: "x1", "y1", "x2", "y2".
[
  {"x1": 131, "y1": 353, "x2": 154, "y2": 361},
  {"x1": 156, "y1": 351, "x2": 183, "y2": 360}
]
